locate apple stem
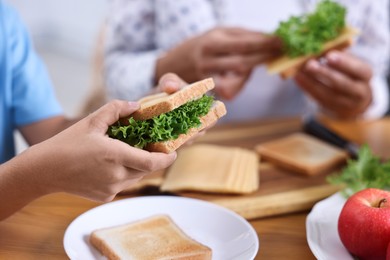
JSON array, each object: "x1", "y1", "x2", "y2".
[{"x1": 378, "y1": 198, "x2": 387, "y2": 208}]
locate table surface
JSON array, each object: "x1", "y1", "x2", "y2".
[{"x1": 1, "y1": 116, "x2": 389, "y2": 260}]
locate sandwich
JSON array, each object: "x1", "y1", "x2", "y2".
[
  {"x1": 90, "y1": 214, "x2": 212, "y2": 260},
  {"x1": 267, "y1": 0, "x2": 359, "y2": 79},
  {"x1": 108, "y1": 78, "x2": 226, "y2": 153}
]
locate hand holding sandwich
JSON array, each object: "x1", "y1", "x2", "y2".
[
  {"x1": 156, "y1": 27, "x2": 281, "y2": 99},
  {"x1": 108, "y1": 75, "x2": 226, "y2": 153},
  {"x1": 156, "y1": 73, "x2": 219, "y2": 143},
  {"x1": 295, "y1": 50, "x2": 373, "y2": 119},
  {"x1": 0, "y1": 99, "x2": 176, "y2": 221}
]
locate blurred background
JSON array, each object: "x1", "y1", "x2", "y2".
[
  {"x1": 8, "y1": 0, "x2": 108, "y2": 152},
  {"x1": 7, "y1": 0, "x2": 390, "y2": 152},
  {"x1": 9, "y1": 0, "x2": 107, "y2": 116}
]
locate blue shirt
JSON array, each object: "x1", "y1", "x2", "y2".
[{"x1": 0, "y1": 1, "x2": 62, "y2": 163}]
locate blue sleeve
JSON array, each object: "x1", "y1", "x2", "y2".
[{"x1": 5, "y1": 3, "x2": 63, "y2": 126}]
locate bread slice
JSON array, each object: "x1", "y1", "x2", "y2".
[
  {"x1": 90, "y1": 215, "x2": 212, "y2": 260},
  {"x1": 267, "y1": 26, "x2": 359, "y2": 79},
  {"x1": 160, "y1": 144, "x2": 259, "y2": 194},
  {"x1": 145, "y1": 100, "x2": 226, "y2": 153},
  {"x1": 255, "y1": 133, "x2": 348, "y2": 176},
  {"x1": 132, "y1": 78, "x2": 215, "y2": 120}
]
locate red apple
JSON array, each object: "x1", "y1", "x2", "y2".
[{"x1": 338, "y1": 188, "x2": 390, "y2": 260}]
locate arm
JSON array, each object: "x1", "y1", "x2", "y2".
[
  {"x1": 105, "y1": 0, "x2": 273, "y2": 101},
  {"x1": 104, "y1": 0, "x2": 161, "y2": 101},
  {"x1": 156, "y1": 27, "x2": 281, "y2": 100},
  {"x1": 0, "y1": 100, "x2": 177, "y2": 221},
  {"x1": 18, "y1": 116, "x2": 77, "y2": 146}
]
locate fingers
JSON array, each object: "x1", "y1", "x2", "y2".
[
  {"x1": 109, "y1": 139, "x2": 177, "y2": 172},
  {"x1": 197, "y1": 28, "x2": 281, "y2": 77},
  {"x1": 223, "y1": 34, "x2": 281, "y2": 54},
  {"x1": 295, "y1": 70, "x2": 355, "y2": 112},
  {"x1": 295, "y1": 61, "x2": 372, "y2": 117},
  {"x1": 118, "y1": 176, "x2": 145, "y2": 192},
  {"x1": 203, "y1": 28, "x2": 282, "y2": 55},
  {"x1": 158, "y1": 73, "x2": 188, "y2": 94},
  {"x1": 88, "y1": 100, "x2": 140, "y2": 132},
  {"x1": 304, "y1": 59, "x2": 370, "y2": 101},
  {"x1": 305, "y1": 59, "x2": 356, "y2": 97},
  {"x1": 92, "y1": 174, "x2": 145, "y2": 202},
  {"x1": 202, "y1": 52, "x2": 277, "y2": 74},
  {"x1": 213, "y1": 72, "x2": 249, "y2": 100},
  {"x1": 324, "y1": 50, "x2": 373, "y2": 81}
]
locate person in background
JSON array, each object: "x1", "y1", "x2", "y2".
[
  {"x1": 0, "y1": 1, "x2": 181, "y2": 221},
  {"x1": 104, "y1": 0, "x2": 390, "y2": 122}
]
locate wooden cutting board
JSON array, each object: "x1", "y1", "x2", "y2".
[
  {"x1": 180, "y1": 163, "x2": 343, "y2": 220},
  {"x1": 120, "y1": 118, "x2": 344, "y2": 220}
]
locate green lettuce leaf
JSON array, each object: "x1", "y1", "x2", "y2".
[
  {"x1": 108, "y1": 95, "x2": 214, "y2": 149},
  {"x1": 275, "y1": 0, "x2": 346, "y2": 57},
  {"x1": 327, "y1": 145, "x2": 390, "y2": 198}
]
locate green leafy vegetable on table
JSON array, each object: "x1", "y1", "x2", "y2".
[
  {"x1": 327, "y1": 145, "x2": 390, "y2": 198},
  {"x1": 275, "y1": 0, "x2": 346, "y2": 57},
  {"x1": 108, "y1": 95, "x2": 213, "y2": 149}
]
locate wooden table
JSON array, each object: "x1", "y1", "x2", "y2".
[{"x1": 1, "y1": 117, "x2": 389, "y2": 260}]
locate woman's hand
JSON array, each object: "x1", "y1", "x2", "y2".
[
  {"x1": 295, "y1": 50, "x2": 373, "y2": 119},
  {"x1": 156, "y1": 27, "x2": 281, "y2": 99}
]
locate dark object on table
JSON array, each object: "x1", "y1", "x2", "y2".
[{"x1": 303, "y1": 117, "x2": 359, "y2": 159}]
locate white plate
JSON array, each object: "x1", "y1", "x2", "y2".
[
  {"x1": 306, "y1": 192, "x2": 352, "y2": 260},
  {"x1": 64, "y1": 196, "x2": 259, "y2": 260}
]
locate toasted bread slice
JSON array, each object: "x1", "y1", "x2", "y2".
[
  {"x1": 132, "y1": 78, "x2": 215, "y2": 120},
  {"x1": 267, "y1": 26, "x2": 359, "y2": 79},
  {"x1": 145, "y1": 100, "x2": 227, "y2": 153},
  {"x1": 255, "y1": 133, "x2": 348, "y2": 176},
  {"x1": 90, "y1": 215, "x2": 212, "y2": 260}
]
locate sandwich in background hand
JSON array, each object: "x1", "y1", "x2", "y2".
[
  {"x1": 108, "y1": 78, "x2": 226, "y2": 153},
  {"x1": 267, "y1": 0, "x2": 359, "y2": 79}
]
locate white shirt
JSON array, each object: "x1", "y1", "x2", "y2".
[{"x1": 105, "y1": 0, "x2": 390, "y2": 122}]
